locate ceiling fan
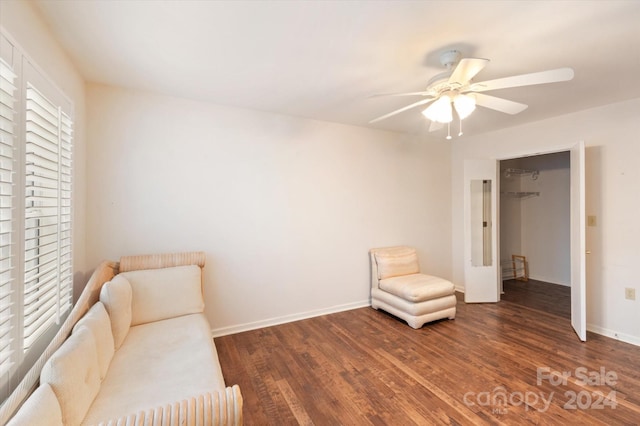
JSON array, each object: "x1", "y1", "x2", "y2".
[{"x1": 369, "y1": 50, "x2": 574, "y2": 138}]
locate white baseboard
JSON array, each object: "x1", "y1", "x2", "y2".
[
  {"x1": 527, "y1": 275, "x2": 570, "y2": 287},
  {"x1": 210, "y1": 298, "x2": 640, "y2": 348},
  {"x1": 587, "y1": 323, "x2": 640, "y2": 347},
  {"x1": 211, "y1": 299, "x2": 371, "y2": 338}
]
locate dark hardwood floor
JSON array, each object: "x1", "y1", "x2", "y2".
[
  {"x1": 215, "y1": 293, "x2": 640, "y2": 425},
  {"x1": 502, "y1": 278, "x2": 571, "y2": 319}
]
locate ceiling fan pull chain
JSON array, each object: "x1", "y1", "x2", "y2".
[
  {"x1": 458, "y1": 117, "x2": 463, "y2": 137},
  {"x1": 446, "y1": 122, "x2": 452, "y2": 140}
]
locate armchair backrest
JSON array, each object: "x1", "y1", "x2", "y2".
[{"x1": 369, "y1": 246, "x2": 421, "y2": 289}]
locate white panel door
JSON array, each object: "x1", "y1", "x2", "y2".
[
  {"x1": 464, "y1": 159, "x2": 499, "y2": 303},
  {"x1": 570, "y1": 141, "x2": 586, "y2": 341}
]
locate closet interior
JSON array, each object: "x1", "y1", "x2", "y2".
[{"x1": 499, "y1": 151, "x2": 571, "y2": 317}]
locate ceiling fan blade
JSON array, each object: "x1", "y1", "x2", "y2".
[
  {"x1": 474, "y1": 93, "x2": 528, "y2": 114},
  {"x1": 468, "y1": 67, "x2": 574, "y2": 92},
  {"x1": 429, "y1": 121, "x2": 444, "y2": 132},
  {"x1": 448, "y1": 58, "x2": 490, "y2": 85},
  {"x1": 367, "y1": 91, "x2": 432, "y2": 98},
  {"x1": 369, "y1": 98, "x2": 435, "y2": 123}
]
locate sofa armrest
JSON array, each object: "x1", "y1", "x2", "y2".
[
  {"x1": 93, "y1": 385, "x2": 243, "y2": 426},
  {"x1": 119, "y1": 252, "x2": 206, "y2": 274}
]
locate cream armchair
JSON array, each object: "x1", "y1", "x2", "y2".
[{"x1": 370, "y1": 246, "x2": 456, "y2": 329}]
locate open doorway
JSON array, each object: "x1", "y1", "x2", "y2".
[{"x1": 499, "y1": 151, "x2": 571, "y2": 319}]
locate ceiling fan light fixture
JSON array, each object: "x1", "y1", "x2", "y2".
[
  {"x1": 369, "y1": 49, "x2": 574, "y2": 141},
  {"x1": 422, "y1": 95, "x2": 452, "y2": 123},
  {"x1": 453, "y1": 93, "x2": 476, "y2": 119}
]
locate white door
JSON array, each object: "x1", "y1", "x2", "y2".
[
  {"x1": 570, "y1": 141, "x2": 587, "y2": 341},
  {"x1": 464, "y1": 159, "x2": 499, "y2": 302}
]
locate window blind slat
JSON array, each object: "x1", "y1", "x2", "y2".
[
  {"x1": 26, "y1": 84, "x2": 56, "y2": 111},
  {"x1": 0, "y1": 79, "x2": 16, "y2": 98},
  {"x1": 26, "y1": 166, "x2": 59, "y2": 182},
  {"x1": 26, "y1": 101, "x2": 58, "y2": 128},
  {"x1": 0, "y1": 92, "x2": 15, "y2": 111},
  {"x1": 0, "y1": 142, "x2": 13, "y2": 160},
  {"x1": 26, "y1": 136, "x2": 58, "y2": 156},
  {"x1": 0, "y1": 65, "x2": 16, "y2": 84},
  {"x1": 26, "y1": 119, "x2": 58, "y2": 143},
  {"x1": 25, "y1": 128, "x2": 58, "y2": 153},
  {"x1": 24, "y1": 282, "x2": 58, "y2": 317},
  {"x1": 24, "y1": 255, "x2": 57, "y2": 277},
  {"x1": 27, "y1": 147, "x2": 59, "y2": 165},
  {"x1": 25, "y1": 173, "x2": 58, "y2": 189},
  {"x1": 23, "y1": 304, "x2": 57, "y2": 346},
  {"x1": 0, "y1": 115, "x2": 14, "y2": 134}
]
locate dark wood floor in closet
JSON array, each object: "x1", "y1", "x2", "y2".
[
  {"x1": 215, "y1": 291, "x2": 640, "y2": 425},
  {"x1": 502, "y1": 278, "x2": 571, "y2": 319}
]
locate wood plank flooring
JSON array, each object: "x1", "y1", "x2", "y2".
[
  {"x1": 215, "y1": 294, "x2": 640, "y2": 425},
  {"x1": 501, "y1": 279, "x2": 571, "y2": 319}
]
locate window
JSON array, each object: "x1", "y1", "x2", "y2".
[
  {"x1": 0, "y1": 30, "x2": 74, "y2": 399},
  {"x1": 23, "y1": 83, "x2": 73, "y2": 351},
  {"x1": 0, "y1": 58, "x2": 17, "y2": 379}
]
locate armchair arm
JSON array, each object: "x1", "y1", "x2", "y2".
[{"x1": 94, "y1": 385, "x2": 243, "y2": 426}]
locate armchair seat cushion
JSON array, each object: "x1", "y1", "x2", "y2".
[{"x1": 379, "y1": 274, "x2": 455, "y2": 303}]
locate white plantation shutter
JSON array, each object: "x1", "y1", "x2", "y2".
[
  {"x1": 59, "y1": 111, "x2": 73, "y2": 312},
  {"x1": 23, "y1": 83, "x2": 73, "y2": 351},
  {"x1": 0, "y1": 31, "x2": 75, "y2": 403},
  {"x1": 0, "y1": 58, "x2": 17, "y2": 377}
]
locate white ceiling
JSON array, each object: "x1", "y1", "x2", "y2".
[{"x1": 34, "y1": 0, "x2": 640, "y2": 138}]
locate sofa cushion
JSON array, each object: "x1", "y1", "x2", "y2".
[
  {"x1": 81, "y1": 313, "x2": 225, "y2": 425},
  {"x1": 40, "y1": 327, "x2": 100, "y2": 426},
  {"x1": 379, "y1": 273, "x2": 455, "y2": 302},
  {"x1": 6, "y1": 383, "x2": 62, "y2": 426},
  {"x1": 121, "y1": 265, "x2": 204, "y2": 326},
  {"x1": 72, "y1": 302, "x2": 114, "y2": 379},
  {"x1": 99, "y1": 275, "x2": 132, "y2": 350},
  {"x1": 375, "y1": 247, "x2": 420, "y2": 280}
]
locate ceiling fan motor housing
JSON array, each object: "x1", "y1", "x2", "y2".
[
  {"x1": 440, "y1": 50, "x2": 462, "y2": 68},
  {"x1": 426, "y1": 50, "x2": 464, "y2": 94}
]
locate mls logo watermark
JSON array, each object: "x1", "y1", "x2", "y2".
[
  {"x1": 463, "y1": 386, "x2": 553, "y2": 414},
  {"x1": 462, "y1": 366, "x2": 618, "y2": 414}
]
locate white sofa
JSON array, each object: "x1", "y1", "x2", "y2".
[{"x1": 3, "y1": 252, "x2": 243, "y2": 426}]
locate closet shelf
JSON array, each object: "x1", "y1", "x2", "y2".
[
  {"x1": 501, "y1": 191, "x2": 540, "y2": 199},
  {"x1": 503, "y1": 168, "x2": 539, "y2": 180}
]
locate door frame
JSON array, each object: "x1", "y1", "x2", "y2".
[{"x1": 495, "y1": 141, "x2": 586, "y2": 341}]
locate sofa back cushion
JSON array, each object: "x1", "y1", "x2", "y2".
[
  {"x1": 375, "y1": 247, "x2": 420, "y2": 280},
  {"x1": 40, "y1": 327, "x2": 100, "y2": 426},
  {"x1": 6, "y1": 383, "x2": 62, "y2": 426},
  {"x1": 121, "y1": 265, "x2": 204, "y2": 326},
  {"x1": 72, "y1": 302, "x2": 114, "y2": 379},
  {"x1": 99, "y1": 275, "x2": 132, "y2": 349}
]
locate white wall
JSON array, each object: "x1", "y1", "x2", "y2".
[
  {"x1": 86, "y1": 84, "x2": 452, "y2": 335},
  {"x1": 500, "y1": 153, "x2": 570, "y2": 286},
  {"x1": 452, "y1": 98, "x2": 640, "y2": 345},
  {"x1": 0, "y1": 1, "x2": 87, "y2": 297},
  {"x1": 499, "y1": 158, "x2": 523, "y2": 274}
]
